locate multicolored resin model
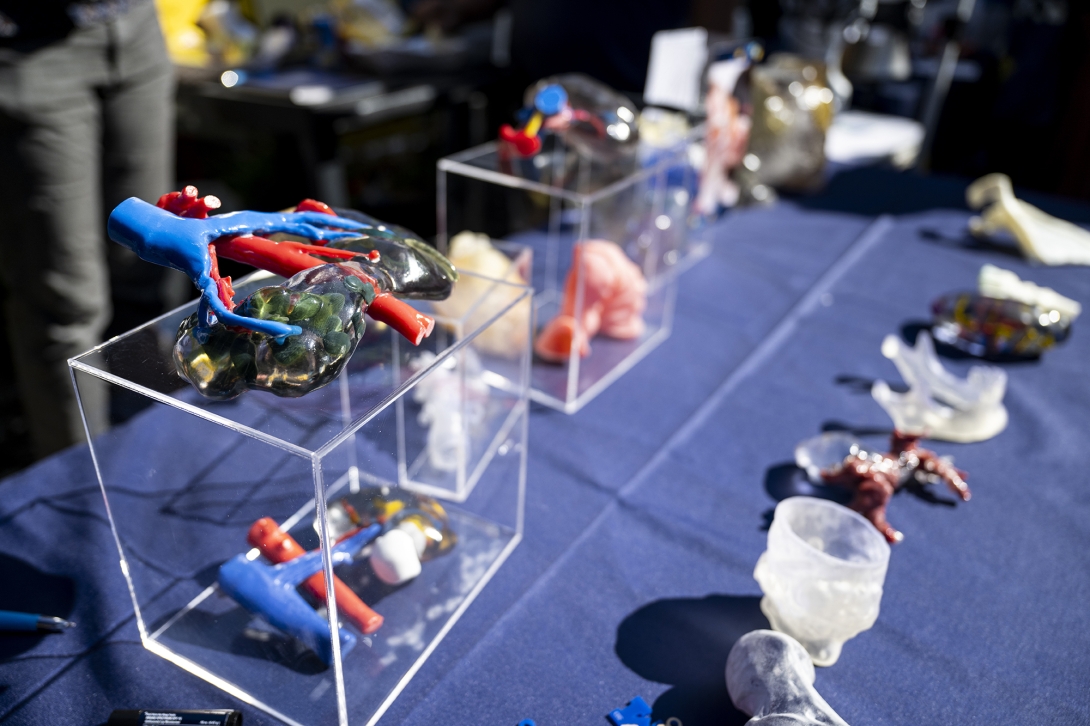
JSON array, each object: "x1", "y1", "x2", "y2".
[
  {"x1": 535, "y1": 241, "x2": 647, "y2": 363},
  {"x1": 931, "y1": 292, "x2": 1072, "y2": 359},
  {"x1": 218, "y1": 487, "x2": 457, "y2": 667},
  {"x1": 107, "y1": 188, "x2": 456, "y2": 399},
  {"x1": 499, "y1": 74, "x2": 639, "y2": 161},
  {"x1": 931, "y1": 264, "x2": 1078, "y2": 359},
  {"x1": 247, "y1": 518, "x2": 384, "y2": 635},
  {"x1": 798, "y1": 431, "x2": 970, "y2": 543},
  {"x1": 217, "y1": 523, "x2": 382, "y2": 667}
]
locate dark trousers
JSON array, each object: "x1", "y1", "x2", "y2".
[{"x1": 0, "y1": 1, "x2": 174, "y2": 457}]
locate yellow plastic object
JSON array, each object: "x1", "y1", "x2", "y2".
[{"x1": 155, "y1": 0, "x2": 210, "y2": 67}]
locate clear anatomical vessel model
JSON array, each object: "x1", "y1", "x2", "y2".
[
  {"x1": 499, "y1": 74, "x2": 640, "y2": 161},
  {"x1": 107, "y1": 187, "x2": 456, "y2": 399},
  {"x1": 805, "y1": 431, "x2": 970, "y2": 543},
  {"x1": 967, "y1": 173, "x2": 1090, "y2": 265},
  {"x1": 726, "y1": 630, "x2": 850, "y2": 725},
  {"x1": 871, "y1": 331, "x2": 1007, "y2": 443},
  {"x1": 535, "y1": 240, "x2": 647, "y2": 363}
]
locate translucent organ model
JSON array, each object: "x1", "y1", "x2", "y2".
[
  {"x1": 726, "y1": 630, "x2": 850, "y2": 725},
  {"x1": 499, "y1": 74, "x2": 639, "y2": 161},
  {"x1": 753, "y1": 497, "x2": 890, "y2": 666},
  {"x1": 871, "y1": 331, "x2": 1008, "y2": 443},
  {"x1": 409, "y1": 349, "x2": 488, "y2": 472},
  {"x1": 108, "y1": 188, "x2": 455, "y2": 399},
  {"x1": 967, "y1": 173, "x2": 1090, "y2": 265}
]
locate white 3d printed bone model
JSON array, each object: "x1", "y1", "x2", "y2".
[
  {"x1": 871, "y1": 331, "x2": 1008, "y2": 443},
  {"x1": 978, "y1": 263, "x2": 1082, "y2": 318},
  {"x1": 967, "y1": 173, "x2": 1090, "y2": 266},
  {"x1": 727, "y1": 630, "x2": 850, "y2": 726}
]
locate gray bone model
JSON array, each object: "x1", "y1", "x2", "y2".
[{"x1": 726, "y1": 630, "x2": 849, "y2": 726}]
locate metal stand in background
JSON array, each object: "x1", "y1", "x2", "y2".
[{"x1": 916, "y1": 0, "x2": 977, "y2": 171}]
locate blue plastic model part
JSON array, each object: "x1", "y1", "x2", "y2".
[
  {"x1": 534, "y1": 84, "x2": 568, "y2": 116},
  {"x1": 608, "y1": 697, "x2": 658, "y2": 726},
  {"x1": 106, "y1": 197, "x2": 366, "y2": 341},
  {"x1": 217, "y1": 523, "x2": 382, "y2": 666},
  {"x1": 517, "y1": 720, "x2": 536, "y2": 726}
]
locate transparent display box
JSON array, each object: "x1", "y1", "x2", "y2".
[
  {"x1": 69, "y1": 266, "x2": 531, "y2": 726},
  {"x1": 437, "y1": 133, "x2": 708, "y2": 413}
]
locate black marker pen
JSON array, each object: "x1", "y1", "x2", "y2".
[{"x1": 107, "y1": 709, "x2": 242, "y2": 726}]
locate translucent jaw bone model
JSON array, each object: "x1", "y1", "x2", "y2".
[
  {"x1": 726, "y1": 630, "x2": 850, "y2": 726},
  {"x1": 871, "y1": 331, "x2": 1008, "y2": 443},
  {"x1": 967, "y1": 173, "x2": 1090, "y2": 266}
]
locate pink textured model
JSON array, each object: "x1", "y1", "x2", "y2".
[{"x1": 535, "y1": 240, "x2": 647, "y2": 363}]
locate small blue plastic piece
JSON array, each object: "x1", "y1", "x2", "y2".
[
  {"x1": 217, "y1": 523, "x2": 381, "y2": 666},
  {"x1": 607, "y1": 697, "x2": 656, "y2": 726},
  {"x1": 517, "y1": 720, "x2": 536, "y2": 726},
  {"x1": 107, "y1": 197, "x2": 368, "y2": 340},
  {"x1": 534, "y1": 84, "x2": 568, "y2": 116}
]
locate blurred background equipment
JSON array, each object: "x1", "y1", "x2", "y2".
[{"x1": 0, "y1": 0, "x2": 1088, "y2": 475}]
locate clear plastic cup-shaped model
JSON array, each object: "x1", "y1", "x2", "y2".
[{"x1": 754, "y1": 496, "x2": 891, "y2": 666}]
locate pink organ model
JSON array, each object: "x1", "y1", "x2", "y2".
[{"x1": 534, "y1": 241, "x2": 647, "y2": 363}]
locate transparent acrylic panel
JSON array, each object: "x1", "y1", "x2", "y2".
[
  {"x1": 71, "y1": 265, "x2": 530, "y2": 726},
  {"x1": 438, "y1": 136, "x2": 706, "y2": 413}
]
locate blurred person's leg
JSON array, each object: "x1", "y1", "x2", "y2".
[
  {"x1": 0, "y1": 22, "x2": 113, "y2": 457},
  {"x1": 100, "y1": 1, "x2": 176, "y2": 335}
]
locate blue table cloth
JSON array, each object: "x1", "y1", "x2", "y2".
[{"x1": 3, "y1": 169, "x2": 1089, "y2": 725}]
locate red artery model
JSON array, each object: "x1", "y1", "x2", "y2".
[{"x1": 247, "y1": 517, "x2": 384, "y2": 635}]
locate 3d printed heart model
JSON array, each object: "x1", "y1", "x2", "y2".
[
  {"x1": 217, "y1": 523, "x2": 383, "y2": 667},
  {"x1": 795, "y1": 431, "x2": 970, "y2": 543},
  {"x1": 107, "y1": 188, "x2": 456, "y2": 399}
]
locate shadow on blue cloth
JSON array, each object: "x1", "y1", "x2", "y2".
[
  {"x1": 615, "y1": 595, "x2": 770, "y2": 726},
  {"x1": 0, "y1": 552, "x2": 76, "y2": 661},
  {"x1": 916, "y1": 226, "x2": 1025, "y2": 260}
]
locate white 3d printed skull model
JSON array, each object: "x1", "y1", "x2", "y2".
[
  {"x1": 754, "y1": 497, "x2": 890, "y2": 666},
  {"x1": 871, "y1": 331, "x2": 1008, "y2": 443},
  {"x1": 967, "y1": 173, "x2": 1090, "y2": 266},
  {"x1": 726, "y1": 630, "x2": 850, "y2": 726}
]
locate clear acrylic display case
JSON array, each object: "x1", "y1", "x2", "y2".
[
  {"x1": 437, "y1": 134, "x2": 708, "y2": 413},
  {"x1": 69, "y1": 266, "x2": 531, "y2": 726}
]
